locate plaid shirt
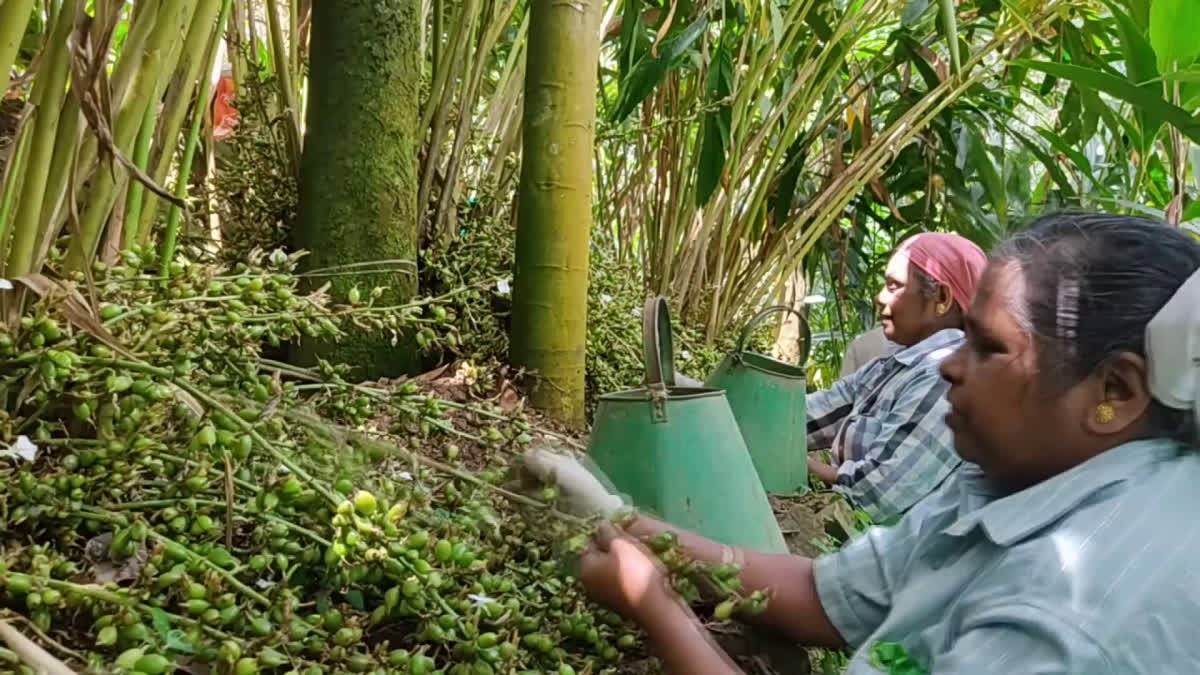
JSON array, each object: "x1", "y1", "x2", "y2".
[{"x1": 808, "y1": 329, "x2": 963, "y2": 522}]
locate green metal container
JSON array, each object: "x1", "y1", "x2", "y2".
[
  {"x1": 705, "y1": 306, "x2": 812, "y2": 495},
  {"x1": 587, "y1": 297, "x2": 787, "y2": 554}
]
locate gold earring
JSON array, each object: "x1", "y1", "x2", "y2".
[
  {"x1": 1095, "y1": 403, "x2": 1116, "y2": 424},
  {"x1": 936, "y1": 303, "x2": 948, "y2": 316}
]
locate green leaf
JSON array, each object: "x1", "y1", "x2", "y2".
[
  {"x1": 1102, "y1": 0, "x2": 1158, "y2": 84},
  {"x1": 901, "y1": 0, "x2": 931, "y2": 26},
  {"x1": 618, "y1": 0, "x2": 643, "y2": 81},
  {"x1": 1130, "y1": 0, "x2": 1153, "y2": 30},
  {"x1": 165, "y1": 629, "x2": 196, "y2": 654},
  {"x1": 346, "y1": 589, "x2": 366, "y2": 611},
  {"x1": 1159, "y1": 68, "x2": 1200, "y2": 83},
  {"x1": 965, "y1": 132, "x2": 1007, "y2": 225},
  {"x1": 611, "y1": 16, "x2": 709, "y2": 123},
  {"x1": 1182, "y1": 198, "x2": 1200, "y2": 221},
  {"x1": 771, "y1": 139, "x2": 808, "y2": 225},
  {"x1": 150, "y1": 608, "x2": 172, "y2": 638},
  {"x1": 768, "y1": 0, "x2": 784, "y2": 48},
  {"x1": 1033, "y1": 128, "x2": 1093, "y2": 175},
  {"x1": 897, "y1": 35, "x2": 941, "y2": 90},
  {"x1": 696, "y1": 45, "x2": 733, "y2": 206},
  {"x1": 1013, "y1": 60, "x2": 1200, "y2": 143},
  {"x1": 696, "y1": 116, "x2": 726, "y2": 206},
  {"x1": 1009, "y1": 128, "x2": 1077, "y2": 200},
  {"x1": 1149, "y1": 0, "x2": 1200, "y2": 74}
]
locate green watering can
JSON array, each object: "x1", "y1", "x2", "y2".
[
  {"x1": 706, "y1": 306, "x2": 812, "y2": 495},
  {"x1": 587, "y1": 297, "x2": 788, "y2": 554}
]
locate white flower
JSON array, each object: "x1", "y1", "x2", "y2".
[
  {"x1": 600, "y1": 294, "x2": 613, "y2": 305},
  {"x1": 279, "y1": 464, "x2": 290, "y2": 474},
  {"x1": 679, "y1": 350, "x2": 692, "y2": 361},
  {"x1": 802, "y1": 294, "x2": 826, "y2": 305},
  {"x1": 1, "y1": 436, "x2": 38, "y2": 462},
  {"x1": 468, "y1": 594, "x2": 495, "y2": 607},
  {"x1": 397, "y1": 471, "x2": 413, "y2": 481},
  {"x1": 495, "y1": 278, "x2": 511, "y2": 295},
  {"x1": 255, "y1": 579, "x2": 276, "y2": 590},
  {"x1": 631, "y1": 307, "x2": 642, "y2": 317},
  {"x1": 0, "y1": 279, "x2": 13, "y2": 290}
]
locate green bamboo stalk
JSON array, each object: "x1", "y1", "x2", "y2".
[
  {"x1": 4, "y1": 0, "x2": 79, "y2": 280},
  {"x1": 121, "y1": 97, "x2": 157, "y2": 248},
  {"x1": 0, "y1": 116, "x2": 35, "y2": 267},
  {"x1": 265, "y1": 0, "x2": 301, "y2": 174},
  {"x1": 0, "y1": 0, "x2": 37, "y2": 98},
  {"x1": 510, "y1": 0, "x2": 601, "y2": 427},
  {"x1": 66, "y1": 0, "x2": 199, "y2": 270},
  {"x1": 35, "y1": 97, "x2": 80, "y2": 243},
  {"x1": 136, "y1": 0, "x2": 225, "y2": 239},
  {"x1": 430, "y1": 0, "x2": 521, "y2": 240},
  {"x1": 417, "y1": 0, "x2": 481, "y2": 239},
  {"x1": 939, "y1": 0, "x2": 962, "y2": 78},
  {"x1": 160, "y1": 0, "x2": 234, "y2": 277}
]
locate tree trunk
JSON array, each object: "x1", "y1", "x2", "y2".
[
  {"x1": 292, "y1": 0, "x2": 420, "y2": 378},
  {"x1": 509, "y1": 0, "x2": 601, "y2": 427}
]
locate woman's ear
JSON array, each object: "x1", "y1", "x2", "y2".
[
  {"x1": 1084, "y1": 352, "x2": 1152, "y2": 436},
  {"x1": 936, "y1": 283, "x2": 954, "y2": 316}
]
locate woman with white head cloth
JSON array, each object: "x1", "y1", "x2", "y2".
[{"x1": 526, "y1": 213, "x2": 1200, "y2": 673}]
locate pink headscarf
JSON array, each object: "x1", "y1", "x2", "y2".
[{"x1": 895, "y1": 233, "x2": 987, "y2": 311}]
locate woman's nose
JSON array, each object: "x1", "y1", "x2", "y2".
[{"x1": 939, "y1": 345, "x2": 965, "y2": 383}]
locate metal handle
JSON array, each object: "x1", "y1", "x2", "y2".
[
  {"x1": 735, "y1": 305, "x2": 812, "y2": 366},
  {"x1": 642, "y1": 296, "x2": 676, "y2": 390},
  {"x1": 642, "y1": 296, "x2": 676, "y2": 423}
]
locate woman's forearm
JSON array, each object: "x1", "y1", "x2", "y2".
[
  {"x1": 638, "y1": 589, "x2": 745, "y2": 674},
  {"x1": 625, "y1": 516, "x2": 845, "y2": 647}
]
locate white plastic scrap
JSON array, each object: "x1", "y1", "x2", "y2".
[{"x1": 1, "y1": 436, "x2": 38, "y2": 463}]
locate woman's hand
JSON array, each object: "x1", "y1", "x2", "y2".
[
  {"x1": 578, "y1": 522, "x2": 673, "y2": 623},
  {"x1": 807, "y1": 456, "x2": 839, "y2": 485},
  {"x1": 580, "y1": 523, "x2": 747, "y2": 674}
]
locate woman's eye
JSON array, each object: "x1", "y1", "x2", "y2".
[{"x1": 972, "y1": 337, "x2": 1002, "y2": 355}]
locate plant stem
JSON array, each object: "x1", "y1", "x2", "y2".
[
  {"x1": 122, "y1": 96, "x2": 159, "y2": 249},
  {"x1": 0, "y1": 0, "x2": 37, "y2": 98},
  {"x1": 160, "y1": 0, "x2": 235, "y2": 278},
  {"x1": 4, "y1": 0, "x2": 76, "y2": 280}
]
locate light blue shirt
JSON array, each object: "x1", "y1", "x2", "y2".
[{"x1": 814, "y1": 438, "x2": 1200, "y2": 673}]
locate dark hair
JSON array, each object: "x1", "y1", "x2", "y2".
[
  {"x1": 912, "y1": 265, "x2": 942, "y2": 301},
  {"x1": 993, "y1": 212, "x2": 1200, "y2": 441},
  {"x1": 911, "y1": 263, "x2": 965, "y2": 326}
]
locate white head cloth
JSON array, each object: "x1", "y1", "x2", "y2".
[{"x1": 1146, "y1": 267, "x2": 1200, "y2": 437}]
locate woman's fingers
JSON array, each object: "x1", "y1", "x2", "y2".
[{"x1": 592, "y1": 520, "x2": 619, "y2": 553}]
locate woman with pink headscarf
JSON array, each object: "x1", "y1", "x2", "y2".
[{"x1": 805, "y1": 232, "x2": 987, "y2": 522}]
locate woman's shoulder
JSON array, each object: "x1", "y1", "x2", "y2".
[{"x1": 971, "y1": 444, "x2": 1200, "y2": 654}]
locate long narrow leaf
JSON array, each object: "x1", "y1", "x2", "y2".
[
  {"x1": 1149, "y1": 0, "x2": 1200, "y2": 74},
  {"x1": 1033, "y1": 127, "x2": 1093, "y2": 175},
  {"x1": 1101, "y1": 0, "x2": 1157, "y2": 85},
  {"x1": 1014, "y1": 59, "x2": 1200, "y2": 143},
  {"x1": 611, "y1": 15, "x2": 708, "y2": 122}
]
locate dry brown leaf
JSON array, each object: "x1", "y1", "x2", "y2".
[{"x1": 651, "y1": 0, "x2": 678, "y2": 58}]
